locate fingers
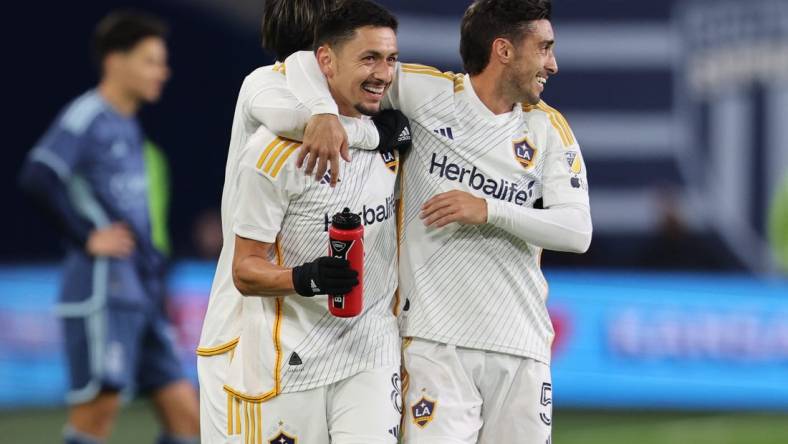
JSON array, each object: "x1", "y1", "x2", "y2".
[
  {"x1": 329, "y1": 155, "x2": 340, "y2": 188},
  {"x1": 422, "y1": 205, "x2": 458, "y2": 227},
  {"x1": 314, "y1": 156, "x2": 329, "y2": 183},
  {"x1": 421, "y1": 195, "x2": 454, "y2": 220},
  {"x1": 430, "y1": 213, "x2": 461, "y2": 228},
  {"x1": 320, "y1": 257, "x2": 350, "y2": 268},
  {"x1": 340, "y1": 141, "x2": 351, "y2": 163},
  {"x1": 296, "y1": 145, "x2": 309, "y2": 169},
  {"x1": 304, "y1": 150, "x2": 319, "y2": 176}
]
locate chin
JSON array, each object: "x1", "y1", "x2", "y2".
[
  {"x1": 524, "y1": 93, "x2": 541, "y2": 106},
  {"x1": 355, "y1": 102, "x2": 381, "y2": 117}
]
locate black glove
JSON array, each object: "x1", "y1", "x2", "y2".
[
  {"x1": 292, "y1": 256, "x2": 359, "y2": 297},
  {"x1": 373, "y1": 109, "x2": 412, "y2": 155}
]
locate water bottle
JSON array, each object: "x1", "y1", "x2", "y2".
[{"x1": 328, "y1": 208, "x2": 364, "y2": 317}]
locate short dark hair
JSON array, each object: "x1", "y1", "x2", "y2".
[
  {"x1": 460, "y1": 0, "x2": 552, "y2": 75},
  {"x1": 314, "y1": 0, "x2": 398, "y2": 50},
  {"x1": 93, "y1": 10, "x2": 167, "y2": 66},
  {"x1": 261, "y1": 0, "x2": 334, "y2": 61}
]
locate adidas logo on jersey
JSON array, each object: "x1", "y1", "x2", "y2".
[
  {"x1": 433, "y1": 127, "x2": 454, "y2": 140},
  {"x1": 319, "y1": 169, "x2": 341, "y2": 185},
  {"x1": 288, "y1": 352, "x2": 302, "y2": 366},
  {"x1": 397, "y1": 126, "x2": 411, "y2": 143}
]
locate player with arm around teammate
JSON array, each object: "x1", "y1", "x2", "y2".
[
  {"x1": 209, "y1": 2, "x2": 410, "y2": 443},
  {"x1": 193, "y1": 1, "x2": 398, "y2": 441},
  {"x1": 267, "y1": 0, "x2": 592, "y2": 442}
]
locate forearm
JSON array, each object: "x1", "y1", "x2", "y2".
[
  {"x1": 486, "y1": 200, "x2": 592, "y2": 253},
  {"x1": 251, "y1": 105, "x2": 378, "y2": 149},
  {"x1": 285, "y1": 51, "x2": 338, "y2": 115},
  {"x1": 232, "y1": 255, "x2": 294, "y2": 297},
  {"x1": 19, "y1": 161, "x2": 93, "y2": 247}
]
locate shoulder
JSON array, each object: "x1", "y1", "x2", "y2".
[
  {"x1": 241, "y1": 126, "x2": 303, "y2": 182},
  {"x1": 241, "y1": 63, "x2": 287, "y2": 107},
  {"x1": 57, "y1": 90, "x2": 108, "y2": 136},
  {"x1": 399, "y1": 63, "x2": 465, "y2": 94},
  {"x1": 522, "y1": 100, "x2": 576, "y2": 148},
  {"x1": 244, "y1": 63, "x2": 285, "y2": 85}
]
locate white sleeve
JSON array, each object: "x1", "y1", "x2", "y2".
[
  {"x1": 541, "y1": 113, "x2": 590, "y2": 207},
  {"x1": 486, "y1": 200, "x2": 592, "y2": 253},
  {"x1": 248, "y1": 84, "x2": 379, "y2": 150},
  {"x1": 232, "y1": 130, "x2": 303, "y2": 243},
  {"x1": 284, "y1": 51, "x2": 339, "y2": 115},
  {"x1": 485, "y1": 112, "x2": 592, "y2": 253}
]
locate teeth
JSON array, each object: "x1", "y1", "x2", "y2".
[
  {"x1": 363, "y1": 85, "x2": 384, "y2": 94},
  {"x1": 536, "y1": 77, "x2": 547, "y2": 85}
]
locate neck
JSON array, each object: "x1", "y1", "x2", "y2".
[
  {"x1": 469, "y1": 67, "x2": 515, "y2": 115},
  {"x1": 98, "y1": 80, "x2": 139, "y2": 116},
  {"x1": 327, "y1": 83, "x2": 361, "y2": 118}
]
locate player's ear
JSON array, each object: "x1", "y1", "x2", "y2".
[
  {"x1": 491, "y1": 38, "x2": 514, "y2": 65},
  {"x1": 316, "y1": 45, "x2": 336, "y2": 79},
  {"x1": 102, "y1": 52, "x2": 123, "y2": 77}
]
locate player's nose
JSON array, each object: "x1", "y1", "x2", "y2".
[{"x1": 546, "y1": 51, "x2": 558, "y2": 75}]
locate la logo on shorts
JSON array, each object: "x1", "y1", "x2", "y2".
[
  {"x1": 411, "y1": 396, "x2": 437, "y2": 428},
  {"x1": 268, "y1": 431, "x2": 297, "y2": 444}
]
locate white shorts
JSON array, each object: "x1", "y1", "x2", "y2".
[
  {"x1": 198, "y1": 351, "x2": 234, "y2": 444},
  {"x1": 219, "y1": 364, "x2": 401, "y2": 444},
  {"x1": 402, "y1": 338, "x2": 552, "y2": 444}
]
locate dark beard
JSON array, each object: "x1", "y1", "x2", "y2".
[{"x1": 355, "y1": 103, "x2": 381, "y2": 116}]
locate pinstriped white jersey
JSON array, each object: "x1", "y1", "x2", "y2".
[
  {"x1": 389, "y1": 65, "x2": 590, "y2": 364},
  {"x1": 198, "y1": 64, "x2": 380, "y2": 354},
  {"x1": 224, "y1": 125, "x2": 400, "y2": 398},
  {"x1": 198, "y1": 63, "x2": 291, "y2": 353}
]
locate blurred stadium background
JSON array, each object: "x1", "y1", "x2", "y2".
[{"x1": 3, "y1": 0, "x2": 788, "y2": 442}]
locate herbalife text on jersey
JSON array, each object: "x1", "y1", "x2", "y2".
[
  {"x1": 430, "y1": 153, "x2": 535, "y2": 205},
  {"x1": 323, "y1": 192, "x2": 396, "y2": 232}
]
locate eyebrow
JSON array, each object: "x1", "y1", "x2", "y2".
[{"x1": 360, "y1": 50, "x2": 399, "y2": 58}]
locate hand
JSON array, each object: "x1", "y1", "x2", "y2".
[
  {"x1": 421, "y1": 190, "x2": 488, "y2": 228},
  {"x1": 297, "y1": 114, "x2": 350, "y2": 187},
  {"x1": 372, "y1": 110, "x2": 412, "y2": 154},
  {"x1": 86, "y1": 222, "x2": 136, "y2": 258},
  {"x1": 291, "y1": 256, "x2": 359, "y2": 297}
]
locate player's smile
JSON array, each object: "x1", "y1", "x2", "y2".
[
  {"x1": 535, "y1": 74, "x2": 547, "y2": 93},
  {"x1": 361, "y1": 80, "x2": 388, "y2": 100}
]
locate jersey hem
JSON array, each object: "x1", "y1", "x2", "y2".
[{"x1": 402, "y1": 331, "x2": 551, "y2": 365}]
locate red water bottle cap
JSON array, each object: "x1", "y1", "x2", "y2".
[{"x1": 331, "y1": 207, "x2": 361, "y2": 230}]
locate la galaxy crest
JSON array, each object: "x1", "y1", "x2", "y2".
[
  {"x1": 268, "y1": 430, "x2": 297, "y2": 444},
  {"x1": 380, "y1": 150, "x2": 399, "y2": 173},
  {"x1": 513, "y1": 137, "x2": 537, "y2": 169},
  {"x1": 411, "y1": 395, "x2": 437, "y2": 428}
]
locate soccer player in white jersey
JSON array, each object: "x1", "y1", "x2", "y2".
[
  {"x1": 195, "y1": 1, "x2": 385, "y2": 442},
  {"x1": 266, "y1": 0, "x2": 593, "y2": 442},
  {"x1": 206, "y1": 1, "x2": 409, "y2": 443}
]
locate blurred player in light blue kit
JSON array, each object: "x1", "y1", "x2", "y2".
[{"x1": 18, "y1": 11, "x2": 199, "y2": 444}]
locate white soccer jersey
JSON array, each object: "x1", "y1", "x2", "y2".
[
  {"x1": 284, "y1": 54, "x2": 590, "y2": 364},
  {"x1": 223, "y1": 125, "x2": 401, "y2": 400},
  {"x1": 197, "y1": 63, "x2": 378, "y2": 356},
  {"x1": 391, "y1": 66, "x2": 589, "y2": 364}
]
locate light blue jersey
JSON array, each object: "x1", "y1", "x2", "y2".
[{"x1": 29, "y1": 89, "x2": 162, "y2": 309}]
